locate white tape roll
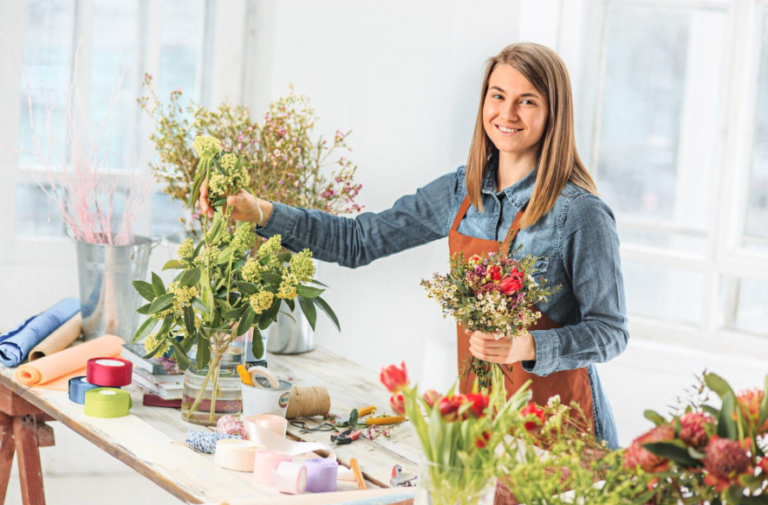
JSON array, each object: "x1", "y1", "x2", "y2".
[
  {"x1": 214, "y1": 439, "x2": 264, "y2": 472},
  {"x1": 248, "y1": 366, "x2": 279, "y2": 389}
]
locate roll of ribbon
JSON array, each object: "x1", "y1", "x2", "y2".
[
  {"x1": 244, "y1": 417, "x2": 336, "y2": 461},
  {"x1": 214, "y1": 439, "x2": 263, "y2": 472},
  {"x1": 69, "y1": 376, "x2": 103, "y2": 404},
  {"x1": 251, "y1": 413, "x2": 288, "y2": 437},
  {"x1": 273, "y1": 461, "x2": 307, "y2": 495},
  {"x1": 216, "y1": 414, "x2": 247, "y2": 438},
  {"x1": 305, "y1": 458, "x2": 338, "y2": 493},
  {"x1": 186, "y1": 430, "x2": 242, "y2": 455},
  {"x1": 86, "y1": 357, "x2": 132, "y2": 387},
  {"x1": 253, "y1": 450, "x2": 292, "y2": 486},
  {"x1": 83, "y1": 388, "x2": 132, "y2": 418}
]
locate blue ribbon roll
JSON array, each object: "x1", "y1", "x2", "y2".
[{"x1": 68, "y1": 376, "x2": 109, "y2": 404}]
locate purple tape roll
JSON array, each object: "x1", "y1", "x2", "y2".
[{"x1": 304, "y1": 458, "x2": 338, "y2": 493}]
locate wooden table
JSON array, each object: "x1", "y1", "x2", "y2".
[{"x1": 0, "y1": 346, "x2": 421, "y2": 505}]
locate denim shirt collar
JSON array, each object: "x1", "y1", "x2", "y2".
[{"x1": 480, "y1": 153, "x2": 537, "y2": 209}]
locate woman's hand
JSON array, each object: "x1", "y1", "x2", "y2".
[
  {"x1": 198, "y1": 178, "x2": 273, "y2": 224},
  {"x1": 468, "y1": 331, "x2": 536, "y2": 364}
]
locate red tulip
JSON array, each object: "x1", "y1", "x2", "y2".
[
  {"x1": 423, "y1": 389, "x2": 442, "y2": 408},
  {"x1": 465, "y1": 393, "x2": 490, "y2": 418},
  {"x1": 499, "y1": 268, "x2": 524, "y2": 296},
  {"x1": 380, "y1": 362, "x2": 408, "y2": 393},
  {"x1": 438, "y1": 395, "x2": 467, "y2": 422},
  {"x1": 476, "y1": 431, "x2": 491, "y2": 449},
  {"x1": 520, "y1": 401, "x2": 545, "y2": 431},
  {"x1": 390, "y1": 394, "x2": 406, "y2": 415},
  {"x1": 487, "y1": 265, "x2": 502, "y2": 282}
]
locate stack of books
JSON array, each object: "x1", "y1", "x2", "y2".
[{"x1": 121, "y1": 343, "x2": 184, "y2": 407}]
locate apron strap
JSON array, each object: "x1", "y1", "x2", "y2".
[
  {"x1": 501, "y1": 205, "x2": 527, "y2": 256},
  {"x1": 450, "y1": 196, "x2": 473, "y2": 232}
]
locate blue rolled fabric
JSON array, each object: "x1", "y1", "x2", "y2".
[{"x1": 0, "y1": 298, "x2": 80, "y2": 367}]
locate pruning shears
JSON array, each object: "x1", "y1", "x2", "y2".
[{"x1": 331, "y1": 427, "x2": 362, "y2": 445}]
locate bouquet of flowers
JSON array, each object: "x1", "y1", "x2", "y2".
[
  {"x1": 421, "y1": 245, "x2": 559, "y2": 410},
  {"x1": 132, "y1": 135, "x2": 339, "y2": 425},
  {"x1": 619, "y1": 372, "x2": 768, "y2": 504},
  {"x1": 380, "y1": 362, "x2": 533, "y2": 505}
]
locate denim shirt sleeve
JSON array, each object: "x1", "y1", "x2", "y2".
[
  {"x1": 256, "y1": 169, "x2": 462, "y2": 268},
  {"x1": 522, "y1": 193, "x2": 630, "y2": 376}
]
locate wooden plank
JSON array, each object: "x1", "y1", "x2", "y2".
[
  {"x1": 0, "y1": 386, "x2": 47, "y2": 417},
  {"x1": 0, "y1": 424, "x2": 15, "y2": 504},
  {"x1": 14, "y1": 414, "x2": 46, "y2": 505},
  {"x1": 37, "y1": 422, "x2": 54, "y2": 448}
]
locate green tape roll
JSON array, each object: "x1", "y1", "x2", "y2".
[{"x1": 84, "y1": 387, "x2": 132, "y2": 418}]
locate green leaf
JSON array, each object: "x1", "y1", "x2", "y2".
[
  {"x1": 136, "y1": 303, "x2": 152, "y2": 315},
  {"x1": 188, "y1": 169, "x2": 204, "y2": 208},
  {"x1": 260, "y1": 272, "x2": 282, "y2": 286},
  {"x1": 148, "y1": 292, "x2": 175, "y2": 314},
  {"x1": 171, "y1": 339, "x2": 191, "y2": 371},
  {"x1": 196, "y1": 332, "x2": 211, "y2": 369},
  {"x1": 200, "y1": 270, "x2": 215, "y2": 315},
  {"x1": 349, "y1": 409, "x2": 359, "y2": 428},
  {"x1": 276, "y1": 252, "x2": 292, "y2": 263},
  {"x1": 278, "y1": 310, "x2": 296, "y2": 323},
  {"x1": 310, "y1": 278, "x2": 328, "y2": 288},
  {"x1": 704, "y1": 372, "x2": 736, "y2": 400},
  {"x1": 643, "y1": 409, "x2": 668, "y2": 426},
  {"x1": 235, "y1": 281, "x2": 258, "y2": 296},
  {"x1": 183, "y1": 305, "x2": 196, "y2": 336},
  {"x1": 132, "y1": 317, "x2": 159, "y2": 344},
  {"x1": 236, "y1": 306, "x2": 256, "y2": 336},
  {"x1": 179, "y1": 267, "x2": 201, "y2": 288},
  {"x1": 701, "y1": 404, "x2": 720, "y2": 419},
  {"x1": 216, "y1": 246, "x2": 233, "y2": 265},
  {"x1": 296, "y1": 285, "x2": 324, "y2": 298},
  {"x1": 132, "y1": 280, "x2": 156, "y2": 302},
  {"x1": 717, "y1": 392, "x2": 739, "y2": 440},
  {"x1": 151, "y1": 272, "x2": 166, "y2": 296},
  {"x1": 313, "y1": 296, "x2": 340, "y2": 332},
  {"x1": 162, "y1": 259, "x2": 187, "y2": 271},
  {"x1": 251, "y1": 327, "x2": 264, "y2": 360},
  {"x1": 643, "y1": 441, "x2": 702, "y2": 468},
  {"x1": 285, "y1": 298, "x2": 296, "y2": 312},
  {"x1": 298, "y1": 296, "x2": 317, "y2": 331},
  {"x1": 223, "y1": 305, "x2": 248, "y2": 320},
  {"x1": 191, "y1": 297, "x2": 209, "y2": 314},
  {"x1": 143, "y1": 339, "x2": 167, "y2": 360},
  {"x1": 759, "y1": 374, "x2": 768, "y2": 428},
  {"x1": 156, "y1": 316, "x2": 174, "y2": 339},
  {"x1": 260, "y1": 299, "x2": 281, "y2": 328}
]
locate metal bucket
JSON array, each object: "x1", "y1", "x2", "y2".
[
  {"x1": 265, "y1": 301, "x2": 316, "y2": 355},
  {"x1": 73, "y1": 234, "x2": 160, "y2": 342}
]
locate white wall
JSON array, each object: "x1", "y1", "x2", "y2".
[{"x1": 244, "y1": 0, "x2": 525, "y2": 391}]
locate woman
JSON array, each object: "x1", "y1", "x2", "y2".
[{"x1": 200, "y1": 42, "x2": 627, "y2": 449}]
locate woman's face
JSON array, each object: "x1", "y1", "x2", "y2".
[{"x1": 483, "y1": 64, "x2": 549, "y2": 159}]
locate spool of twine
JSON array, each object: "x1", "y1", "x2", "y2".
[{"x1": 285, "y1": 386, "x2": 331, "y2": 419}]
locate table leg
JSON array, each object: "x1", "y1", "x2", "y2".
[
  {"x1": 0, "y1": 424, "x2": 15, "y2": 503},
  {"x1": 13, "y1": 415, "x2": 46, "y2": 505}
]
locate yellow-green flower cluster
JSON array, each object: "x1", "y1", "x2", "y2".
[
  {"x1": 194, "y1": 245, "x2": 220, "y2": 267},
  {"x1": 249, "y1": 290, "x2": 274, "y2": 314},
  {"x1": 289, "y1": 249, "x2": 315, "y2": 283},
  {"x1": 258, "y1": 235, "x2": 282, "y2": 258},
  {"x1": 169, "y1": 281, "x2": 198, "y2": 314},
  {"x1": 277, "y1": 271, "x2": 299, "y2": 300},
  {"x1": 208, "y1": 153, "x2": 250, "y2": 197},
  {"x1": 231, "y1": 223, "x2": 256, "y2": 254},
  {"x1": 193, "y1": 135, "x2": 222, "y2": 159},
  {"x1": 241, "y1": 257, "x2": 262, "y2": 282},
  {"x1": 177, "y1": 238, "x2": 195, "y2": 261},
  {"x1": 144, "y1": 332, "x2": 170, "y2": 356}
]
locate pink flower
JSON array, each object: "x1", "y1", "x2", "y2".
[
  {"x1": 678, "y1": 412, "x2": 714, "y2": 449},
  {"x1": 379, "y1": 362, "x2": 408, "y2": 393},
  {"x1": 623, "y1": 425, "x2": 675, "y2": 472}
]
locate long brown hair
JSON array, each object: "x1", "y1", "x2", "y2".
[{"x1": 466, "y1": 43, "x2": 597, "y2": 228}]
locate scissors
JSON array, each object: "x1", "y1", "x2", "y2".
[{"x1": 290, "y1": 420, "x2": 335, "y2": 434}]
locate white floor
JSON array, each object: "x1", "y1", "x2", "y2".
[{"x1": 4, "y1": 337, "x2": 768, "y2": 505}]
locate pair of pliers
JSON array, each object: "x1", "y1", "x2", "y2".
[{"x1": 331, "y1": 427, "x2": 362, "y2": 445}]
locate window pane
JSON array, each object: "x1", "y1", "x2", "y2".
[
  {"x1": 18, "y1": 0, "x2": 75, "y2": 167},
  {"x1": 89, "y1": 0, "x2": 139, "y2": 169},
  {"x1": 744, "y1": 12, "x2": 768, "y2": 253},
  {"x1": 151, "y1": 191, "x2": 187, "y2": 239},
  {"x1": 158, "y1": 0, "x2": 204, "y2": 103},
  {"x1": 15, "y1": 183, "x2": 66, "y2": 237},
  {"x1": 720, "y1": 277, "x2": 768, "y2": 336},
  {"x1": 597, "y1": 5, "x2": 727, "y2": 253},
  {"x1": 623, "y1": 260, "x2": 704, "y2": 326}
]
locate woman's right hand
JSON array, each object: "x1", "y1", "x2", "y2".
[{"x1": 198, "y1": 179, "x2": 273, "y2": 225}]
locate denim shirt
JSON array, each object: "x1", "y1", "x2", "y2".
[{"x1": 257, "y1": 158, "x2": 628, "y2": 449}]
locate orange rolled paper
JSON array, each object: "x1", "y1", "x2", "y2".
[{"x1": 14, "y1": 335, "x2": 124, "y2": 390}]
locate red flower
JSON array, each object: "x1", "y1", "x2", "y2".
[
  {"x1": 735, "y1": 389, "x2": 768, "y2": 434},
  {"x1": 520, "y1": 401, "x2": 545, "y2": 431},
  {"x1": 476, "y1": 431, "x2": 491, "y2": 449},
  {"x1": 423, "y1": 389, "x2": 442, "y2": 408},
  {"x1": 465, "y1": 393, "x2": 489, "y2": 418},
  {"x1": 438, "y1": 395, "x2": 467, "y2": 422},
  {"x1": 499, "y1": 268, "x2": 524, "y2": 296},
  {"x1": 623, "y1": 425, "x2": 675, "y2": 473},
  {"x1": 390, "y1": 394, "x2": 406, "y2": 415},
  {"x1": 380, "y1": 362, "x2": 408, "y2": 394},
  {"x1": 703, "y1": 436, "x2": 752, "y2": 492},
  {"x1": 487, "y1": 265, "x2": 502, "y2": 282},
  {"x1": 679, "y1": 412, "x2": 715, "y2": 449}
]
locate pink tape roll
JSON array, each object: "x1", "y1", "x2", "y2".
[
  {"x1": 273, "y1": 461, "x2": 307, "y2": 495},
  {"x1": 253, "y1": 450, "x2": 292, "y2": 486}
]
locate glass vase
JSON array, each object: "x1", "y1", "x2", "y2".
[
  {"x1": 414, "y1": 457, "x2": 497, "y2": 505},
  {"x1": 180, "y1": 330, "x2": 249, "y2": 426}
]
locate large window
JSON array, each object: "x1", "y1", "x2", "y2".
[{"x1": 589, "y1": 0, "x2": 768, "y2": 352}]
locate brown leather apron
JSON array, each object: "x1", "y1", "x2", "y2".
[{"x1": 448, "y1": 196, "x2": 594, "y2": 428}]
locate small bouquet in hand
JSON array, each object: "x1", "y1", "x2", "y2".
[{"x1": 421, "y1": 245, "x2": 559, "y2": 410}]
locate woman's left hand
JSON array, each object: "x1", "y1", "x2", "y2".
[{"x1": 468, "y1": 331, "x2": 536, "y2": 364}]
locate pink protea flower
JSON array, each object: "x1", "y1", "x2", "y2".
[
  {"x1": 704, "y1": 436, "x2": 752, "y2": 492},
  {"x1": 679, "y1": 412, "x2": 715, "y2": 449},
  {"x1": 623, "y1": 425, "x2": 675, "y2": 472}
]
